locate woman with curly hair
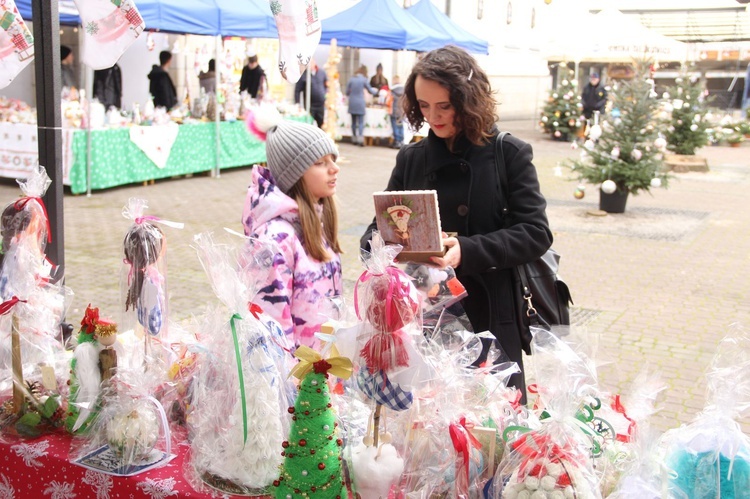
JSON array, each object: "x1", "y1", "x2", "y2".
[{"x1": 361, "y1": 45, "x2": 552, "y2": 402}]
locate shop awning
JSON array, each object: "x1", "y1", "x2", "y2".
[
  {"x1": 15, "y1": 0, "x2": 278, "y2": 38},
  {"x1": 320, "y1": 0, "x2": 452, "y2": 52},
  {"x1": 405, "y1": 0, "x2": 488, "y2": 55}
]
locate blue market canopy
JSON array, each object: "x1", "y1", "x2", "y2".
[
  {"x1": 406, "y1": 0, "x2": 488, "y2": 55},
  {"x1": 15, "y1": 0, "x2": 278, "y2": 37},
  {"x1": 320, "y1": 0, "x2": 452, "y2": 52}
]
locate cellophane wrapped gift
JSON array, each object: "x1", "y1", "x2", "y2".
[
  {"x1": 347, "y1": 232, "x2": 429, "y2": 498},
  {"x1": 69, "y1": 369, "x2": 174, "y2": 476},
  {"x1": 120, "y1": 198, "x2": 183, "y2": 358},
  {"x1": 0, "y1": 165, "x2": 72, "y2": 438},
  {"x1": 185, "y1": 231, "x2": 294, "y2": 496},
  {"x1": 659, "y1": 324, "x2": 750, "y2": 498},
  {"x1": 396, "y1": 331, "x2": 521, "y2": 498},
  {"x1": 492, "y1": 329, "x2": 603, "y2": 499}
]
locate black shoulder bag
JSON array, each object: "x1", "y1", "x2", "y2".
[{"x1": 495, "y1": 132, "x2": 573, "y2": 350}]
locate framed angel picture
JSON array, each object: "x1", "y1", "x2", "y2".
[{"x1": 373, "y1": 190, "x2": 444, "y2": 263}]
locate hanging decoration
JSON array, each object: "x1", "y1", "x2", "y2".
[
  {"x1": 269, "y1": 0, "x2": 322, "y2": 83},
  {"x1": 0, "y1": 0, "x2": 34, "y2": 90},
  {"x1": 75, "y1": 0, "x2": 145, "y2": 70}
]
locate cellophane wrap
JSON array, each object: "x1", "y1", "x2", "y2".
[
  {"x1": 120, "y1": 198, "x2": 180, "y2": 344},
  {"x1": 393, "y1": 330, "x2": 524, "y2": 498},
  {"x1": 659, "y1": 324, "x2": 750, "y2": 498},
  {"x1": 0, "y1": 166, "x2": 72, "y2": 438},
  {"x1": 69, "y1": 369, "x2": 173, "y2": 476},
  {"x1": 185, "y1": 231, "x2": 294, "y2": 495},
  {"x1": 492, "y1": 328, "x2": 602, "y2": 499}
]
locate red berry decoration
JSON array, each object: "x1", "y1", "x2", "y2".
[
  {"x1": 299, "y1": 439, "x2": 307, "y2": 447},
  {"x1": 282, "y1": 441, "x2": 289, "y2": 448},
  {"x1": 318, "y1": 463, "x2": 326, "y2": 470},
  {"x1": 288, "y1": 407, "x2": 295, "y2": 414}
]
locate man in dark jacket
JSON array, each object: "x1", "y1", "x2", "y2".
[
  {"x1": 294, "y1": 61, "x2": 327, "y2": 128},
  {"x1": 148, "y1": 51, "x2": 177, "y2": 110},
  {"x1": 239, "y1": 53, "x2": 266, "y2": 99},
  {"x1": 93, "y1": 64, "x2": 123, "y2": 110},
  {"x1": 581, "y1": 72, "x2": 607, "y2": 120}
]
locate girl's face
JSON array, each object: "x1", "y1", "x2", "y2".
[
  {"x1": 302, "y1": 154, "x2": 340, "y2": 203},
  {"x1": 415, "y1": 75, "x2": 458, "y2": 141}
]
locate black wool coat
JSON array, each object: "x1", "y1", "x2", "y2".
[{"x1": 361, "y1": 129, "x2": 553, "y2": 391}]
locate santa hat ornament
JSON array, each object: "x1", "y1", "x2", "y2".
[
  {"x1": 0, "y1": 1, "x2": 35, "y2": 90},
  {"x1": 269, "y1": 0, "x2": 322, "y2": 83},
  {"x1": 76, "y1": 0, "x2": 145, "y2": 70}
]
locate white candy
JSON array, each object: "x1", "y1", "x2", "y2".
[
  {"x1": 541, "y1": 475, "x2": 557, "y2": 491},
  {"x1": 549, "y1": 492, "x2": 565, "y2": 499},
  {"x1": 531, "y1": 491, "x2": 547, "y2": 499},
  {"x1": 546, "y1": 462, "x2": 563, "y2": 477},
  {"x1": 564, "y1": 485, "x2": 575, "y2": 499},
  {"x1": 518, "y1": 491, "x2": 531, "y2": 499},
  {"x1": 524, "y1": 476, "x2": 540, "y2": 490}
]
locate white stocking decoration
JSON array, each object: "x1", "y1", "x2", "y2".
[
  {"x1": 269, "y1": 0, "x2": 321, "y2": 83},
  {"x1": 75, "y1": 0, "x2": 145, "y2": 70},
  {"x1": 0, "y1": 0, "x2": 34, "y2": 90}
]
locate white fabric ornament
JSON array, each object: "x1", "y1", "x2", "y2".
[
  {"x1": 76, "y1": 0, "x2": 144, "y2": 70},
  {"x1": 601, "y1": 180, "x2": 617, "y2": 194},
  {"x1": 0, "y1": 0, "x2": 35, "y2": 90},
  {"x1": 270, "y1": 0, "x2": 322, "y2": 83}
]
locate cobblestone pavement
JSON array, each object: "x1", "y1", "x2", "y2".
[{"x1": 1, "y1": 120, "x2": 748, "y2": 433}]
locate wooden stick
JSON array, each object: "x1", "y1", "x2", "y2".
[
  {"x1": 11, "y1": 315, "x2": 23, "y2": 414},
  {"x1": 373, "y1": 403, "x2": 382, "y2": 448}
]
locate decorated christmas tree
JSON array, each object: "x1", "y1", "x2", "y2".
[
  {"x1": 568, "y1": 61, "x2": 669, "y2": 212},
  {"x1": 663, "y1": 71, "x2": 710, "y2": 156},
  {"x1": 273, "y1": 347, "x2": 352, "y2": 499},
  {"x1": 539, "y1": 63, "x2": 583, "y2": 141}
]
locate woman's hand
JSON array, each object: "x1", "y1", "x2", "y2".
[{"x1": 430, "y1": 233, "x2": 461, "y2": 269}]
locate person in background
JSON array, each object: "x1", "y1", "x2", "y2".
[
  {"x1": 388, "y1": 74, "x2": 405, "y2": 148},
  {"x1": 60, "y1": 45, "x2": 77, "y2": 89},
  {"x1": 148, "y1": 50, "x2": 178, "y2": 110},
  {"x1": 346, "y1": 65, "x2": 378, "y2": 147},
  {"x1": 369, "y1": 62, "x2": 389, "y2": 90},
  {"x1": 295, "y1": 61, "x2": 328, "y2": 128},
  {"x1": 240, "y1": 50, "x2": 266, "y2": 99},
  {"x1": 242, "y1": 119, "x2": 342, "y2": 349},
  {"x1": 198, "y1": 59, "x2": 216, "y2": 95},
  {"x1": 93, "y1": 63, "x2": 123, "y2": 110},
  {"x1": 581, "y1": 72, "x2": 608, "y2": 120},
  {"x1": 359, "y1": 46, "x2": 552, "y2": 403}
]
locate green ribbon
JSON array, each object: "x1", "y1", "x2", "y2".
[{"x1": 229, "y1": 313, "x2": 248, "y2": 445}]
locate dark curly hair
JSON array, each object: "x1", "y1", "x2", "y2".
[{"x1": 402, "y1": 45, "x2": 498, "y2": 146}]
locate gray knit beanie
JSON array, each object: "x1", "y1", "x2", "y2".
[{"x1": 265, "y1": 121, "x2": 338, "y2": 194}]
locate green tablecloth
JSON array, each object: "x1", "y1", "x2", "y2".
[{"x1": 68, "y1": 115, "x2": 313, "y2": 194}]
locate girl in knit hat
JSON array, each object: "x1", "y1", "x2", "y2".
[{"x1": 242, "y1": 115, "x2": 342, "y2": 349}]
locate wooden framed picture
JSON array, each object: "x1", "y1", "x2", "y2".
[{"x1": 373, "y1": 190, "x2": 443, "y2": 263}]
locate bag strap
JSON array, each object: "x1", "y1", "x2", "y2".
[{"x1": 494, "y1": 132, "x2": 539, "y2": 323}]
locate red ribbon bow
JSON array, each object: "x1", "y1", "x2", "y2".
[
  {"x1": 449, "y1": 417, "x2": 482, "y2": 489},
  {"x1": 0, "y1": 296, "x2": 25, "y2": 315},
  {"x1": 14, "y1": 197, "x2": 52, "y2": 244}
]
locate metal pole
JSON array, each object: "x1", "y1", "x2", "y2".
[
  {"x1": 214, "y1": 35, "x2": 221, "y2": 178},
  {"x1": 305, "y1": 65, "x2": 312, "y2": 117},
  {"x1": 32, "y1": 0, "x2": 64, "y2": 278}
]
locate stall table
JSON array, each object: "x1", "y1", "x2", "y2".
[{"x1": 0, "y1": 431, "x2": 272, "y2": 498}]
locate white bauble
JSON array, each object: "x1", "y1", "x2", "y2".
[
  {"x1": 650, "y1": 177, "x2": 662, "y2": 188},
  {"x1": 610, "y1": 146, "x2": 620, "y2": 159},
  {"x1": 552, "y1": 93, "x2": 559, "y2": 99},
  {"x1": 542, "y1": 116, "x2": 548, "y2": 122},
  {"x1": 562, "y1": 79, "x2": 569, "y2": 86},
  {"x1": 690, "y1": 124, "x2": 698, "y2": 131},
  {"x1": 584, "y1": 139, "x2": 595, "y2": 150},
  {"x1": 106, "y1": 406, "x2": 160, "y2": 463},
  {"x1": 631, "y1": 149, "x2": 642, "y2": 161},
  {"x1": 654, "y1": 137, "x2": 667, "y2": 150},
  {"x1": 588, "y1": 124, "x2": 602, "y2": 140},
  {"x1": 601, "y1": 180, "x2": 617, "y2": 194},
  {"x1": 673, "y1": 99, "x2": 684, "y2": 110},
  {"x1": 662, "y1": 92, "x2": 670, "y2": 99}
]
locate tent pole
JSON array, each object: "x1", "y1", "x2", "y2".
[
  {"x1": 214, "y1": 35, "x2": 221, "y2": 178},
  {"x1": 32, "y1": 0, "x2": 65, "y2": 279},
  {"x1": 305, "y1": 66, "x2": 312, "y2": 119}
]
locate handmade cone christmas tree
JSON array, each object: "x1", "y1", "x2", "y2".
[{"x1": 274, "y1": 346, "x2": 352, "y2": 499}]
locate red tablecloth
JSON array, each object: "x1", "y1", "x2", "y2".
[{"x1": 0, "y1": 431, "x2": 272, "y2": 498}]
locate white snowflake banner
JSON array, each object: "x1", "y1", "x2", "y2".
[
  {"x1": 0, "y1": 0, "x2": 34, "y2": 90},
  {"x1": 76, "y1": 0, "x2": 145, "y2": 70},
  {"x1": 269, "y1": 0, "x2": 321, "y2": 83}
]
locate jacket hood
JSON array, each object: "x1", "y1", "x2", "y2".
[
  {"x1": 148, "y1": 65, "x2": 165, "y2": 80},
  {"x1": 390, "y1": 83, "x2": 405, "y2": 96},
  {"x1": 242, "y1": 166, "x2": 300, "y2": 235}
]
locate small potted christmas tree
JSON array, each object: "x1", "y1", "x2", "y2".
[
  {"x1": 568, "y1": 61, "x2": 669, "y2": 214},
  {"x1": 662, "y1": 70, "x2": 710, "y2": 172},
  {"x1": 539, "y1": 63, "x2": 583, "y2": 141}
]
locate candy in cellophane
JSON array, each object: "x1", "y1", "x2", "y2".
[{"x1": 659, "y1": 324, "x2": 750, "y2": 499}]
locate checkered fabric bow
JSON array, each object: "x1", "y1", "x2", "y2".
[{"x1": 356, "y1": 370, "x2": 413, "y2": 411}]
